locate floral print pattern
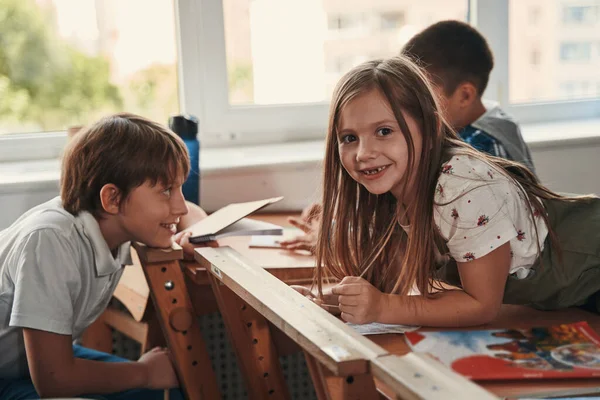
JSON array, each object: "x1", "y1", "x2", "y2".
[
  {"x1": 442, "y1": 164, "x2": 454, "y2": 174},
  {"x1": 434, "y1": 154, "x2": 549, "y2": 274},
  {"x1": 463, "y1": 252, "x2": 475, "y2": 261},
  {"x1": 477, "y1": 215, "x2": 489, "y2": 226},
  {"x1": 436, "y1": 183, "x2": 444, "y2": 197}
]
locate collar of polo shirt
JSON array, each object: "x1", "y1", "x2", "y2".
[{"x1": 76, "y1": 211, "x2": 132, "y2": 276}]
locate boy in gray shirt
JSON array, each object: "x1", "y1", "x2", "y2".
[{"x1": 0, "y1": 113, "x2": 208, "y2": 399}]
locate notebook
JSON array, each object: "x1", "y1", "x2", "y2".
[
  {"x1": 186, "y1": 197, "x2": 284, "y2": 243},
  {"x1": 406, "y1": 321, "x2": 600, "y2": 380},
  {"x1": 248, "y1": 228, "x2": 305, "y2": 249}
]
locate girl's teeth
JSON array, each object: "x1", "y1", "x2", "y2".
[{"x1": 365, "y1": 166, "x2": 385, "y2": 175}]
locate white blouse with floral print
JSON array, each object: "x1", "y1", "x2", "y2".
[{"x1": 433, "y1": 153, "x2": 548, "y2": 279}]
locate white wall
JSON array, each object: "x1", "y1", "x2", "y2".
[
  {"x1": 197, "y1": 139, "x2": 600, "y2": 213},
  {"x1": 0, "y1": 186, "x2": 59, "y2": 229},
  {"x1": 530, "y1": 139, "x2": 600, "y2": 195},
  {"x1": 1, "y1": 139, "x2": 599, "y2": 229}
]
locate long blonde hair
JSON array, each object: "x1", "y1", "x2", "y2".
[{"x1": 316, "y1": 56, "x2": 587, "y2": 298}]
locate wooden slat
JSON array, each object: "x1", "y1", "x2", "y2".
[
  {"x1": 102, "y1": 307, "x2": 149, "y2": 344},
  {"x1": 113, "y1": 247, "x2": 151, "y2": 321},
  {"x1": 133, "y1": 242, "x2": 183, "y2": 263},
  {"x1": 195, "y1": 246, "x2": 385, "y2": 376},
  {"x1": 371, "y1": 353, "x2": 497, "y2": 400}
]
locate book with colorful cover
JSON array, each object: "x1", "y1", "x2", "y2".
[{"x1": 405, "y1": 321, "x2": 600, "y2": 380}]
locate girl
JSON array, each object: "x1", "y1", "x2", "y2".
[{"x1": 309, "y1": 56, "x2": 600, "y2": 328}]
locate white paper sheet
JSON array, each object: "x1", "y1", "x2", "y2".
[{"x1": 347, "y1": 322, "x2": 419, "y2": 335}]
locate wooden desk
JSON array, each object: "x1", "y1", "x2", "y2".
[
  {"x1": 127, "y1": 213, "x2": 600, "y2": 399},
  {"x1": 185, "y1": 236, "x2": 315, "y2": 286},
  {"x1": 191, "y1": 227, "x2": 600, "y2": 400},
  {"x1": 371, "y1": 305, "x2": 600, "y2": 399}
]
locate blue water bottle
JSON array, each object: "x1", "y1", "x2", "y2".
[{"x1": 169, "y1": 115, "x2": 200, "y2": 205}]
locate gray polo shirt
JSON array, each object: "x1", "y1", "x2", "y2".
[{"x1": 0, "y1": 197, "x2": 131, "y2": 379}]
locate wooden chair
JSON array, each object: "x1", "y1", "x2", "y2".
[{"x1": 195, "y1": 246, "x2": 495, "y2": 400}]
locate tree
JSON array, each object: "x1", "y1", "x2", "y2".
[
  {"x1": 0, "y1": 0, "x2": 122, "y2": 132},
  {"x1": 125, "y1": 63, "x2": 179, "y2": 125}
]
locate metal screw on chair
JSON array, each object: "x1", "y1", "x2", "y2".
[{"x1": 165, "y1": 280, "x2": 175, "y2": 291}]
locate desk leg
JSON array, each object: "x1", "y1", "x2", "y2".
[
  {"x1": 304, "y1": 352, "x2": 379, "y2": 400},
  {"x1": 304, "y1": 352, "x2": 332, "y2": 400},
  {"x1": 143, "y1": 260, "x2": 221, "y2": 400},
  {"x1": 208, "y1": 274, "x2": 290, "y2": 400}
]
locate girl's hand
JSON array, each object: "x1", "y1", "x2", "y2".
[
  {"x1": 289, "y1": 285, "x2": 317, "y2": 300},
  {"x1": 331, "y1": 277, "x2": 386, "y2": 324},
  {"x1": 137, "y1": 347, "x2": 179, "y2": 389},
  {"x1": 278, "y1": 232, "x2": 317, "y2": 253},
  {"x1": 289, "y1": 285, "x2": 343, "y2": 315},
  {"x1": 280, "y1": 203, "x2": 322, "y2": 254},
  {"x1": 173, "y1": 231, "x2": 218, "y2": 260}
]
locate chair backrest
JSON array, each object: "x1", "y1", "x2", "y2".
[{"x1": 113, "y1": 247, "x2": 151, "y2": 321}]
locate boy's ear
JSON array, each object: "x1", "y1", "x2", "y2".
[
  {"x1": 99, "y1": 184, "x2": 122, "y2": 215},
  {"x1": 456, "y1": 82, "x2": 479, "y2": 108}
]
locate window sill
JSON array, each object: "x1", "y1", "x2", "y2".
[{"x1": 0, "y1": 118, "x2": 598, "y2": 194}]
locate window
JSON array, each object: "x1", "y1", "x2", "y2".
[
  {"x1": 560, "y1": 42, "x2": 592, "y2": 62},
  {"x1": 562, "y1": 4, "x2": 599, "y2": 24},
  {"x1": 327, "y1": 14, "x2": 366, "y2": 32},
  {"x1": 2, "y1": 0, "x2": 600, "y2": 161},
  {"x1": 219, "y1": 0, "x2": 467, "y2": 107},
  {"x1": 380, "y1": 11, "x2": 406, "y2": 31},
  {"x1": 529, "y1": 6, "x2": 541, "y2": 24},
  {"x1": 508, "y1": 0, "x2": 600, "y2": 104},
  {"x1": 0, "y1": 0, "x2": 179, "y2": 137},
  {"x1": 530, "y1": 48, "x2": 541, "y2": 66}
]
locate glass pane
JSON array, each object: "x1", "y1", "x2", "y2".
[
  {"x1": 223, "y1": 0, "x2": 468, "y2": 106},
  {"x1": 0, "y1": 0, "x2": 179, "y2": 135},
  {"x1": 509, "y1": 0, "x2": 600, "y2": 103}
]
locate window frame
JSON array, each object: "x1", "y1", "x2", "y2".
[
  {"x1": 477, "y1": 0, "x2": 600, "y2": 124},
  {"x1": 1, "y1": 0, "x2": 599, "y2": 162},
  {"x1": 181, "y1": 0, "x2": 600, "y2": 142}
]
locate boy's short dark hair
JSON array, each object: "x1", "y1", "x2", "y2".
[
  {"x1": 61, "y1": 113, "x2": 190, "y2": 217},
  {"x1": 402, "y1": 20, "x2": 494, "y2": 96}
]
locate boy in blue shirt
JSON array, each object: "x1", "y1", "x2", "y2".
[{"x1": 402, "y1": 20, "x2": 536, "y2": 175}]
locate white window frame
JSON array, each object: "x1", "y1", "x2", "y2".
[
  {"x1": 180, "y1": 0, "x2": 600, "y2": 145},
  {"x1": 475, "y1": 0, "x2": 600, "y2": 124},
  {"x1": 1, "y1": 0, "x2": 599, "y2": 162},
  {"x1": 176, "y1": 0, "x2": 329, "y2": 148}
]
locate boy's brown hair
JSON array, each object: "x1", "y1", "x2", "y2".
[
  {"x1": 61, "y1": 113, "x2": 190, "y2": 217},
  {"x1": 402, "y1": 20, "x2": 493, "y2": 96}
]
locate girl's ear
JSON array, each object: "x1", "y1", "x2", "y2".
[{"x1": 99, "y1": 184, "x2": 122, "y2": 215}]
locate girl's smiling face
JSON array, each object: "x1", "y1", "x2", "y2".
[{"x1": 337, "y1": 88, "x2": 423, "y2": 203}]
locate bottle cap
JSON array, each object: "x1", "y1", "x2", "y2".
[{"x1": 168, "y1": 115, "x2": 198, "y2": 140}]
